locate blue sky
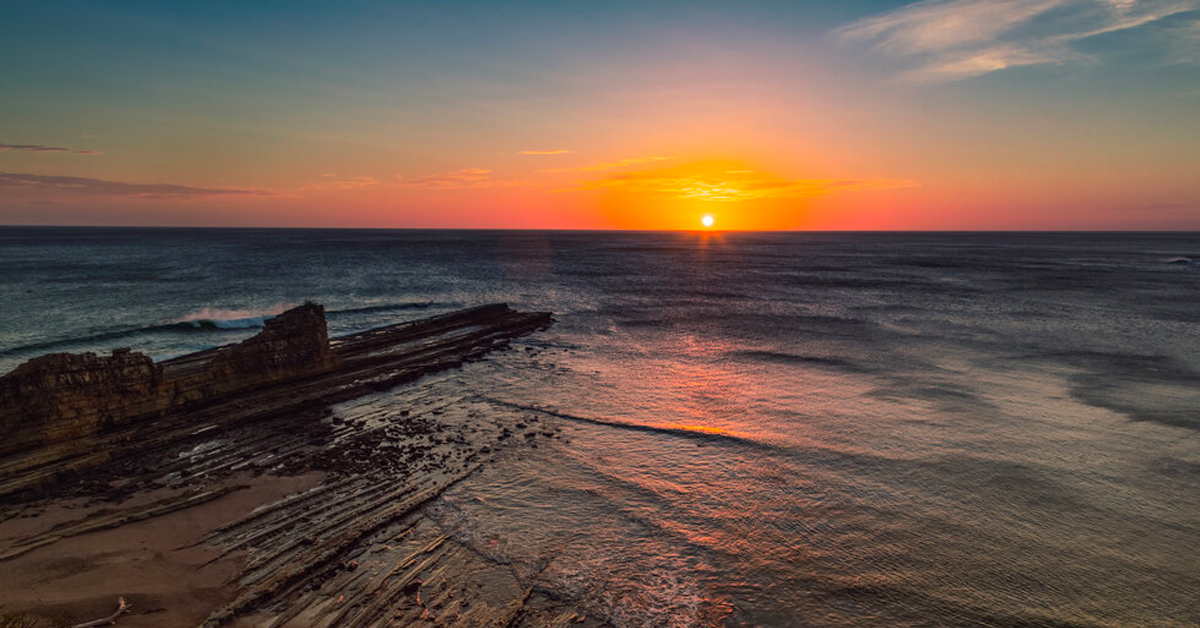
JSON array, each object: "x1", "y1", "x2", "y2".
[{"x1": 2, "y1": 1, "x2": 1198, "y2": 228}]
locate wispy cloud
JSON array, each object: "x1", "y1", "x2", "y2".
[
  {"x1": 582, "y1": 162, "x2": 917, "y2": 201},
  {"x1": 398, "y1": 168, "x2": 533, "y2": 189},
  {"x1": 301, "y1": 175, "x2": 380, "y2": 193},
  {"x1": 518, "y1": 149, "x2": 572, "y2": 155},
  {"x1": 1102, "y1": 202, "x2": 1197, "y2": 213},
  {"x1": 1165, "y1": 14, "x2": 1200, "y2": 63},
  {"x1": 1, "y1": 142, "x2": 100, "y2": 155},
  {"x1": 836, "y1": 0, "x2": 1200, "y2": 82},
  {"x1": 541, "y1": 155, "x2": 670, "y2": 174},
  {"x1": 0, "y1": 172, "x2": 272, "y2": 198}
]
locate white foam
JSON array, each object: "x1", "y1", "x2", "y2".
[{"x1": 174, "y1": 303, "x2": 295, "y2": 329}]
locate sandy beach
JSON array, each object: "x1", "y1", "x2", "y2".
[
  {"x1": 1, "y1": 474, "x2": 322, "y2": 626},
  {"x1": 0, "y1": 304, "x2": 605, "y2": 627},
  {"x1": 1, "y1": 377, "x2": 602, "y2": 627}
]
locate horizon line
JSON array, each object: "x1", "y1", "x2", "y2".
[{"x1": 1, "y1": 224, "x2": 1198, "y2": 234}]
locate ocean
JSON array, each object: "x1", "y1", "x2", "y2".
[{"x1": 1, "y1": 227, "x2": 1197, "y2": 627}]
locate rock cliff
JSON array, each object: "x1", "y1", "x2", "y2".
[
  {"x1": 207, "y1": 302, "x2": 335, "y2": 385},
  {"x1": 0, "y1": 303, "x2": 337, "y2": 463},
  {"x1": 0, "y1": 349, "x2": 164, "y2": 460},
  {"x1": 0, "y1": 302, "x2": 552, "y2": 498}
]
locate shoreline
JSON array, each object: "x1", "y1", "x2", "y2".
[
  {"x1": 0, "y1": 305, "x2": 604, "y2": 627},
  {"x1": 1, "y1": 388, "x2": 594, "y2": 627}
]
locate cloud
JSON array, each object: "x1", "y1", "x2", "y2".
[
  {"x1": 398, "y1": 168, "x2": 533, "y2": 189},
  {"x1": 1102, "y1": 202, "x2": 1198, "y2": 213},
  {"x1": 0, "y1": 142, "x2": 100, "y2": 155},
  {"x1": 541, "y1": 155, "x2": 671, "y2": 174},
  {"x1": 1164, "y1": 14, "x2": 1200, "y2": 63},
  {"x1": 518, "y1": 149, "x2": 572, "y2": 155},
  {"x1": 0, "y1": 172, "x2": 272, "y2": 198},
  {"x1": 581, "y1": 162, "x2": 917, "y2": 201},
  {"x1": 836, "y1": 0, "x2": 1200, "y2": 81},
  {"x1": 301, "y1": 175, "x2": 380, "y2": 192}
]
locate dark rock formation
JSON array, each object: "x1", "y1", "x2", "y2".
[
  {"x1": 0, "y1": 349, "x2": 164, "y2": 460},
  {"x1": 207, "y1": 302, "x2": 336, "y2": 385},
  {"x1": 0, "y1": 303, "x2": 337, "y2": 463},
  {"x1": 0, "y1": 302, "x2": 552, "y2": 498}
]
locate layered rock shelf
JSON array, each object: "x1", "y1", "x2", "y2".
[
  {"x1": 0, "y1": 302, "x2": 617, "y2": 627},
  {"x1": 0, "y1": 303, "x2": 552, "y2": 499}
]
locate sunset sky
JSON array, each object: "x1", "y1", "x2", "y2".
[{"x1": 2, "y1": 0, "x2": 1198, "y2": 230}]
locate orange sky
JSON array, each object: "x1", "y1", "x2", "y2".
[{"x1": 2, "y1": 1, "x2": 1198, "y2": 230}]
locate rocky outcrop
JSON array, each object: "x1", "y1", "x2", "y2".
[
  {"x1": 0, "y1": 313, "x2": 595, "y2": 628},
  {"x1": 0, "y1": 303, "x2": 552, "y2": 498},
  {"x1": 0, "y1": 303, "x2": 339, "y2": 463},
  {"x1": 207, "y1": 302, "x2": 335, "y2": 386},
  {"x1": 0, "y1": 349, "x2": 163, "y2": 460}
]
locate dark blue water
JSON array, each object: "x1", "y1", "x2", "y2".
[{"x1": 2, "y1": 227, "x2": 1198, "y2": 627}]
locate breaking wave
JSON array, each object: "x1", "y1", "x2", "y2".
[
  {"x1": 0, "y1": 305, "x2": 295, "y2": 359},
  {"x1": 0, "y1": 301, "x2": 452, "y2": 361},
  {"x1": 174, "y1": 305, "x2": 292, "y2": 330}
]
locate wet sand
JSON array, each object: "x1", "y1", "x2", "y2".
[
  {"x1": 1, "y1": 474, "x2": 323, "y2": 627},
  {"x1": 0, "y1": 373, "x2": 605, "y2": 628}
]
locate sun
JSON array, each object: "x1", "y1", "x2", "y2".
[{"x1": 700, "y1": 214, "x2": 715, "y2": 228}]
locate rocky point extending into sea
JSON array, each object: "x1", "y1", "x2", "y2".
[{"x1": 0, "y1": 303, "x2": 611, "y2": 628}]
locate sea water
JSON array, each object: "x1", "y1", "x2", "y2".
[{"x1": 1, "y1": 227, "x2": 1197, "y2": 627}]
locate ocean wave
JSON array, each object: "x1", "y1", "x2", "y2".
[
  {"x1": 0, "y1": 321, "x2": 261, "y2": 359},
  {"x1": 326, "y1": 301, "x2": 446, "y2": 316},
  {"x1": 175, "y1": 316, "x2": 270, "y2": 330},
  {"x1": 725, "y1": 349, "x2": 870, "y2": 373},
  {"x1": 430, "y1": 462, "x2": 730, "y2": 628},
  {"x1": 479, "y1": 397, "x2": 788, "y2": 454},
  {"x1": 0, "y1": 301, "x2": 455, "y2": 361},
  {"x1": 172, "y1": 304, "x2": 293, "y2": 329},
  {"x1": 0, "y1": 305, "x2": 294, "y2": 359},
  {"x1": 1, "y1": 324, "x2": 205, "y2": 358}
]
